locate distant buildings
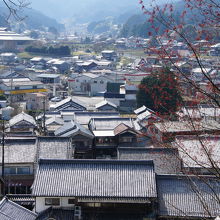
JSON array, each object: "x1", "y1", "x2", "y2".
[{"x1": 0, "y1": 27, "x2": 33, "y2": 51}]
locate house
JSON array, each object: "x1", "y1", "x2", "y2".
[
  {"x1": 134, "y1": 106, "x2": 161, "y2": 129},
  {"x1": 0, "y1": 53, "x2": 17, "y2": 64},
  {"x1": 191, "y1": 67, "x2": 212, "y2": 82},
  {"x1": 32, "y1": 159, "x2": 157, "y2": 219},
  {"x1": 37, "y1": 74, "x2": 61, "y2": 84},
  {"x1": 0, "y1": 197, "x2": 37, "y2": 220},
  {"x1": 147, "y1": 120, "x2": 220, "y2": 143},
  {"x1": 173, "y1": 61, "x2": 191, "y2": 75},
  {"x1": 45, "y1": 116, "x2": 64, "y2": 135},
  {"x1": 69, "y1": 73, "x2": 113, "y2": 96},
  {"x1": 123, "y1": 84, "x2": 138, "y2": 101},
  {"x1": 30, "y1": 57, "x2": 47, "y2": 65},
  {"x1": 95, "y1": 100, "x2": 117, "y2": 111},
  {"x1": 26, "y1": 93, "x2": 49, "y2": 111},
  {"x1": 119, "y1": 84, "x2": 138, "y2": 113},
  {"x1": 74, "y1": 111, "x2": 119, "y2": 127},
  {"x1": 95, "y1": 60, "x2": 116, "y2": 70},
  {"x1": 0, "y1": 106, "x2": 14, "y2": 120},
  {"x1": 54, "y1": 120, "x2": 94, "y2": 158},
  {"x1": 9, "y1": 112, "x2": 37, "y2": 134},
  {"x1": 101, "y1": 50, "x2": 117, "y2": 61},
  {"x1": 52, "y1": 97, "x2": 87, "y2": 112},
  {"x1": 0, "y1": 136, "x2": 73, "y2": 195},
  {"x1": 0, "y1": 78, "x2": 47, "y2": 102},
  {"x1": 0, "y1": 28, "x2": 33, "y2": 51},
  {"x1": 47, "y1": 59, "x2": 70, "y2": 73},
  {"x1": 209, "y1": 43, "x2": 220, "y2": 56},
  {"x1": 157, "y1": 175, "x2": 220, "y2": 219},
  {"x1": 89, "y1": 117, "x2": 135, "y2": 158},
  {"x1": 173, "y1": 135, "x2": 220, "y2": 174},
  {"x1": 118, "y1": 147, "x2": 181, "y2": 174},
  {"x1": 177, "y1": 106, "x2": 220, "y2": 122},
  {"x1": 74, "y1": 61, "x2": 97, "y2": 73},
  {"x1": 0, "y1": 137, "x2": 37, "y2": 194}
]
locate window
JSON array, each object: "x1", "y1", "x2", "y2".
[
  {"x1": 17, "y1": 167, "x2": 30, "y2": 174},
  {"x1": 68, "y1": 199, "x2": 75, "y2": 204},
  {"x1": 120, "y1": 137, "x2": 133, "y2": 143},
  {"x1": 94, "y1": 81, "x2": 97, "y2": 83},
  {"x1": 4, "y1": 167, "x2": 30, "y2": 175},
  {"x1": 100, "y1": 81, "x2": 104, "y2": 84},
  {"x1": 45, "y1": 198, "x2": 60, "y2": 206},
  {"x1": 15, "y1": 86, "x2": 19, "y2": 90},
  {"x1": 5, "y1": 167, "x2": 16, "y2": 175},
  {"x1": 33, "y1": 86, "x2": 37, "y2": 89}
]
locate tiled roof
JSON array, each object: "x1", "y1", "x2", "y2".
[
  {"x1": 74, "y1": 111, "x2": 119, "y2": 125},
  {"x1": 37, "y1": 137, "x2": 72, "y2": 160},
  {"x1": 118, "y1": 147, "x2": 181, "y2": 174},
  {"x1": 32, "y1": 159, "x2": 157, "y2": 200},
  {"x1": 157, "y1": 175, "x2": 220, "y2": 218},
  {"x1": 0, "y1": 197, "x2": 37, "y2": 220},
  {"x1": 134, "y1": 105, "x2": 147, "y2": 115},
  {"x1": 174, "y1": 135, "x2": 220, "y2": 168},
  {"x1": 89, "y1": 117, "x2": 134, "y2": 131},
  {"x1": 45, "y1": 116, "x2": 64, "y2": 126},
  {"x1": 9, "y1": 112, "x2": 37, "y2": 127},
  {"x1": 54, "y1": 97, "x2": 86, "y2": 111},
  {"x1": 54, "y1": 120, "x2": 93, "y2": 138},
  {"x1": 0, "y1": 138, "x2": 37, "y2": 164},
  {"x1": 154, "y1": 120, "x2": 220, "y2": 133},
  {"x1": 114, "y1": 123, "x2": 139, "y2": 136},
  {"x1": 95, "y1": 100, "x2": 117, "y2": 110}
]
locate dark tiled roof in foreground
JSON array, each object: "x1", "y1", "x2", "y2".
[
  {"x1": 0, "y1": 197, "x2": 37, "y2": 220},
  {"x1": 157, "y1": 175, "x2": 220, "y2": 218},
  {"x1": 32, "y1": 159, "x2": 157, "y2": 200}
]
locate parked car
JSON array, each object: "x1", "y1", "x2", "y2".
[{"x1": 50, "y1": 97, "x2": 61, "y2": 102}]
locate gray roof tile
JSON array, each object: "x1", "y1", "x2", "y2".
[
  {"x1": 118, "y1": 147, "x2": 181, "y2": 174},
  {"x1": 0, "y1": 138, "x2": 37, "y2": 164},
  {"x1": 157, "y1": 175, "x2": 220, "y2": 218},
  {"x1": 0, "y1": 197, "x2": 37, "y2": 220},
  {"x1": 32, "y1": 159, "x2": 157, "y2": 200},
  {"x1": 37, "y1": 137, "x2": 72, "y2": 160},
  {"x1": 9, "y1": 112, "x2": 37, "y2": 127}
]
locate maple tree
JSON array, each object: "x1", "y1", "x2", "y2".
[
  {"x1": 138, "y1": 0, "x2": 220, "y2": 217},
  {"x1": 139, "y1": 0, "x2": 220, "y2": 103}
]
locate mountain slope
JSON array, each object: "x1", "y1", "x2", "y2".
[
  {"x1": 30, "y1": 0, "x2": 169, "y2": 23},
  {"x1": 0, "y1": 3, "x2": 64, "y2": 31}
]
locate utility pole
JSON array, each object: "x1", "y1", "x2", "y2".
[
  {"x1": 10, "y1": 68, "x2": 13, "y2": 106},
  {"x1": 43, "y1": 97, "x2": 46, "y2": 136},
  {"x1": 1, "y1": 119, "x2": 5, "y2": 196}
]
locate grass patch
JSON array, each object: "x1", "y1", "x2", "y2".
[{"x1": 17, "y1": 52, "x2": 35, "y2": 59}]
